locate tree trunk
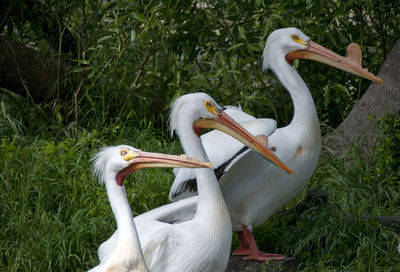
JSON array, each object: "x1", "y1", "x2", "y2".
[
  {"x1": 0, "y1": 35, "x2": 75, "y2": 104},
  {"x1": 323, "y1": 38, "x2": 400, "y2": 157}
]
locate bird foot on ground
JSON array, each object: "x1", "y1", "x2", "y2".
[
  {"x1": 232, "y1": 246, "x2": 250, "y2": 256},
  {"x1": 243, "y1": 252, "x2": 285, "y2": 262},
  {"x1": 233, "y1": 247, "x2": 285, "y2": 261}
]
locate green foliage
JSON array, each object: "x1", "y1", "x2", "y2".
[
  {"x1": 0, "y1": 127, "x2": 181, "y2": 271},
  {"x1": 0, "y1": 136, "x2": 105, "y2": 271},
  {"x1": 2, "y1": 0, "x2": 399, "y2": 130},
  {"x1": 1, "y1": 1, "x2": 400, "y2": 271},
  {"x1": 1, "y1": 96, "x2": 399, "y2": 271},
  {"x1": 374, "y1": 113, "x2": 400, "y2": 187}
]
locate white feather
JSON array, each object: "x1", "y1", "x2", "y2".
[
  {"x1": 170, "y1": 116, "x2": 277, "y2": 201},
  {"x1": 167, "y1": 28, "x2": 323, "y2": 259},
  {"x1": 96, "y1": 93, "x2": 235, "y2": 272}
]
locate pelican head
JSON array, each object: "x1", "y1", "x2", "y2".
[
  {"x1": 169, "y1": 92, "x2": 293, "y2": 174},
  {"x1": 169, "y1": 93, "x2": 222, "y2": 137},
  {"x1": 91, "y1": 144, "x2": 212, "y2": 186},
  {"x1": 263, "y1": 27, "x2": 382, "y2": 83},
  {"x1": 263, "y1": 27, "x2": 310, "y2": 68}
]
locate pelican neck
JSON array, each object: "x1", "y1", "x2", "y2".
[
  {"x1": 176, "y1": 122, "x2": 229, "y2": 221},
  {"x1": 105, "y1": 176, "x2": 148, "y2": 271},
  {"x1": 271, "y1": 57, "x2": 320, "y2": 135}
]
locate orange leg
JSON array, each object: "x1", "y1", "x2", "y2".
[
  {"x1": 232, "y1": 230, "x2": 249, "y2": 256},
  {"x1": 232, "y1": 226, "x2": 285, "y2": 261}
]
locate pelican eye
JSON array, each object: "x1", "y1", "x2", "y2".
[
  {"x1": 291, "y1": 34, "x2": 300, "y2": 41},
  {"x1": 290, "y1": 34, "x2": 307, "y2": 45},
  {"x1": 120, "y1": 149, "x2": 138, "y2": 161},
  {"x1": 204, "y1": 100, "x2": 220, "y2": 115}
]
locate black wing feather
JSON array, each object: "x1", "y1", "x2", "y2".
[{"x1": 172, "y1": 146, "x2": 249, "y2": 199}]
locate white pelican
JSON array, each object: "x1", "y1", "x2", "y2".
[
  {"x1": 95, "y1": 93, "x2": 292, "y2": 272},
  {"x1": 88, "y1": 145, "x2": 212, "y2": 272},
  {"x1": 170, "y1": 27, "x2": 383, "y2": 261}
]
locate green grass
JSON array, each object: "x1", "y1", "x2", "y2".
[
  {"x1": 1, "y1": 0, "x2": 399, "y2": 270},
  {"x1": 0, "y1": 120, "x2": 183, "y2": 271},
  {"x1": 0, "y1": 112, "x2": 399, "y2": 271}
]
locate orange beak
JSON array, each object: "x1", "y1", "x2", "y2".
[
  {"x1": 116, "y1": 151, "x2": 212, "y2": 186},
  {"x1": 286, "y1": 40, "x2": 382, "y2": 84},
  {"x1": 193, "y1": 110, "x2": 293, "y2": 175}
]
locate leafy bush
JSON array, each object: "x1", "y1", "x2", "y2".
[
  {"x1": 1, "y1": 0, "x2": 399, "y2": 132},
  {"x1": 1, "y1": 1, "x2": 400, "y2": 271},
  {"x1": 0, "y1": 127, "x2": 181, "y2": 271}
]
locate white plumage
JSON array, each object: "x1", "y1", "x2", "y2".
[
  {"x1": 89, "y1": 145, "x2": 151, "y2": 272},
  {"x1": 88, "y1": 145, "x2": 211, "y2": 272},
  {"x1": 95, "y1": 92, "x2": 290, "y2": 271},
  {"x1": 170, "y1": 27, "x2": 382, "y2": 261}
]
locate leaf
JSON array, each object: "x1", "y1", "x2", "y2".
[
  {"x1": 323, "y1": 84, "x2": 331, "y2": 108},
  {"x1": 227, "y1": 70, "x2": 241, "y2": 75},
  {"x1": 130, "y1": 30, "x2": 136, "y2": 42},
  {"x1": 73, "y1": 67, "x2": 93, "y2": 73},
  {"x1": 98, "y1": 35, "x2": 113, "y2": 43},
  {"x1": 214, "y1": 68, "x2": 223, "y2": 77},
  {"x1": 74, "y1": 59, "x2": 91, "y2": 65},
  {"x1": 334, "y1": 83, "x2": 350, "y2": 97},
  {"x1": 87, "y1": 70, "x2": 96, "y2": 79},
  {"x1": 131, "y1": 11, "x2": 146, "y2": 23},
  {"x1": 337, "y1": 30, "x2": 347, "y2": 44},
  {"x1": 227, "y1": 43, "x2": 245, "y2": 52},
  {"x1": 262, "y1": 18, "x2": 271, "y2": 38},
  {"x1": 238, "y1": 26, "x2": 246, "y2": 40},
  {"x1": 247, "y1": 44, "x2": 260, "y2": 53}
]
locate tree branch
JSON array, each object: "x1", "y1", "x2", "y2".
[{"x1": 0, "y1": 35, "x2": 76, "y2": 103}]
